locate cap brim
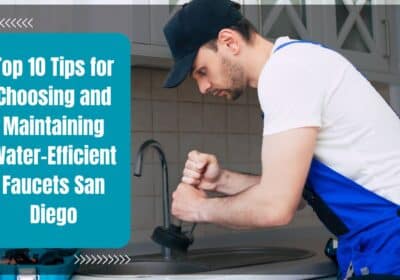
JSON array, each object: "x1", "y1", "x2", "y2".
[{"x1": 163, "y1": 51, "x2": 197, "y2": 88}]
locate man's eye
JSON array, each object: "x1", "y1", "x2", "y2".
[{"x1": 198, "y1": 70, "x2": 206, "y2": 76}]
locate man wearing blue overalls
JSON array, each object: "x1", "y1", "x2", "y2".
[{"x1": 162, "y1": 0, "x2": 400, "y2": 278}]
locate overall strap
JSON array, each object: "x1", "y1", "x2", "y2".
[{"x1": 274, "y1": 39, "x2": 322, "y2": 53}]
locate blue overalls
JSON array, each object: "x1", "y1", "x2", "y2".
[{"x1": 270, "y1": 40, "x2": 400, "y2": 279}]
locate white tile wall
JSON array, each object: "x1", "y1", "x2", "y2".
[
  {"x1": 227, "y1": 134, "x2": 250, "y2": 163},
  {"x1": 130, "y1": 229, "x2": 153, "y2": 244},
  {"x1": 132, "y1": 100, "x2": 152, "y2": 131},
  {"x1": 231, "y1": 90, "x2": 248, "y2": 105},
  {"x1": 178, "y1": 102, "x2": 203, "y2": 132},
  {"x1": 178, "y1": 78, "x2": 202, "y2": 102},
  {"x1": 228, "y1": 105, "x2": 249, "y2": 133},
  {"x1": 248, "y1": 163, "x2": 262, "y2": 174},
  {"x1": 151, "y1": 69, "x2": 178, "y2": 101},
  {"x1": 203, "y1": 93, "x2": 226, "y2": 104},
  {"x1": 371, "y1": 81, "x2": 390, "y2": 104},
  {"x1": 152, "y1": 101, "x2": 178, "y2": 131},
  {"x1": 130, "y1": 67, "x2": 320, "y2": 243},
  {"x1": 152, "y1": 132, "x2": 179, "y2": 163},
  {"x1": 132, "y1": 164, "x2": 155, "y2": 196},
  {"x1": 249, "y1": 135, "x2": 262, "y2": 163},
  {"x1": 228, "y1": 163, "x2": 255, "y2": 174},
  {"x1": 203, "y1": 133, "x2": 228, "y2": 164},
  {"x1": 248, "y1": 105, "x2": 263, "y2": 134},
  {"x1": 132, "y1": 68, "x2": 151, "y2": 99},
  {"x1": 131, "y1": 132, "x2": 154, "y2": 162},
  {"x1": 179, "y1": 133, "x2": 204, "y2": 160},
  {"x1": 203, "y1": 104, "x2": 227, "y2": 133},
  {"x1": 247, "y1": 87, "x2": 259, "y2": 105},
  {"x1": 131, "y1": 196, "x2": 155, "y2": 230}
]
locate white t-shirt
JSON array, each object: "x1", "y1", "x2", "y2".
[{"x1": 258, "y1": 36, "x2": 400, "y2": 205}]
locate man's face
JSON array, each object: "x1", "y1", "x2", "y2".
[{"x1": 191, "y1": 45, "x2": 246, "y2": 101}]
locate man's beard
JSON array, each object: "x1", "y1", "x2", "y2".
[{"x1": 222, "y1": 57, "x2": 246, "y2": 101}]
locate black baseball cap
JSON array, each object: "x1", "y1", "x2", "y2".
[{"x1": 163, "y1": 0, "x2": 243, "y2": 88}]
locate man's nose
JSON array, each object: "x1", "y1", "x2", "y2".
[{"x1": 197, "y1": 79, "x2": 211, "y2": 95}]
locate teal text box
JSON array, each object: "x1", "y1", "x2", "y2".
[{"x1": 0, "y1": 33, "x2": 131, "y2": 248}]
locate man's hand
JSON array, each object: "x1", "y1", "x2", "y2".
[
  {"x1": 171, "y1": 183, "x2": 207, "y2": 222},
  {"x1": 182, "y1": 150, "x2": 221, "y2": 191}
]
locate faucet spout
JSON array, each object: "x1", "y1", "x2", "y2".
[{"x1": 134, "y1": 139, "x2": 171, "y2": 229}]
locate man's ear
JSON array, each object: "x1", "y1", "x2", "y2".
[{"x1": 217, "y1": 29, "x2": 240, "y2": 55}]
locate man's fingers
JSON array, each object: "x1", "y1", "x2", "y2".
[
  {"x1": 182, "y1": 176, "x2": 200, "y2": 186},
  {"x1": 183, "y1": 168, "x2": 201, "y2": 179},
  {"x1": 182, "y1": 159, "x2": 204, "y2": 186},
  {"x1": 185, "y1": 159, "x2": 203, "y2": 172},
  {"x1": 187, "y1": 150, "x2": 215, "y2": 169}
]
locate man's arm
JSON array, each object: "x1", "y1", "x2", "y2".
[
  {"x1": 172, "y1": 127, "x2": 317, "y2": 229},
  {"x1": 182, "y1": 150, "x2": 260, "y2": 195},
  {"x1": 214, "y1": 169, "x2": 260, "y2": 195}
]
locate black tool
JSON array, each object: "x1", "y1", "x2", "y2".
[{"x1": 151, "y1": 223, "x2": 195, "y2": 252}]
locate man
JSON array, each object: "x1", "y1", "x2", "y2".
[{"x1": 162, "y1": 0, "x2": 400, "y2": 279}]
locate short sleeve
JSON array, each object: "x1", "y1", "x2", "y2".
[{"x1": 258, "y1": 55, "x2": 325, "y2": 136}]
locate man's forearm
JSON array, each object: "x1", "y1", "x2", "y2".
[
  {"x1": 215, "y1": 169, "x2": 261, "y2": 195},
  {"x1": 199, "y1": 183, "x2": 292, "y2": 229},
  {"x1": 214, "y1": 169, "x2": 305, "y2": 211}
]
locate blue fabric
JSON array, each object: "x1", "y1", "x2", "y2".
[
  {"x1": 307, "y1": 159, "x2": 400, "y2": 279},
  {"x1": 274, "y1": 39, "x2": 323, "y2": 53},
  {"x1": 271, "y1": 39, "x2": 400, "y2": 279}
]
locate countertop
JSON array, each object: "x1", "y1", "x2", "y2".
[{"x1": 73, "y1": 225, "x2": 337, "y2": 279}]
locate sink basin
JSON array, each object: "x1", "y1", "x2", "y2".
[
  {"x1": 77, "y1": 247, "x2": 314, "y2": 275},
  {"x1": 136, "y1": 247, "x2": 315, "y2": 271},
  {"x1": 182, "y1": 247, "x2": 314, "y2": 270},
  {"x1": 78, "y1": 261, "x2": 209, "y2": 275}
]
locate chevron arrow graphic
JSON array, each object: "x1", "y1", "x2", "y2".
[
  {"x1": 0, "y1": 17, "x2": 34, "y2": 29},
  {"x1": 124, "y1": 255, "x2": 131, "y2": 264},
  {"x1": 85, "y1": 254, "x2": 91, "y2": 264},
  {"x1": 73, "y1": 253, "x2": 133, "y2": 265},
  {"x1": 22, "y1": 18, "x2": 27, "y2": 28},
  {"x1": 113, "y1": 254, "x2": 119, "y2": 265},
  {"x1": 74, "y1": 254, "x2": 80, "y2": 265},
  {"x1": 10, "y1": 18, "x2": 16, "y2": 28},
  {"x1": 81, "y1": 254, "x2": 88, "y2": 265},
  {"x1": 27, "y1": 18, "x2": 33, "y2": 28},
  {"x1": 95, "y1": 254, "x2": 101, "y2": 265}
]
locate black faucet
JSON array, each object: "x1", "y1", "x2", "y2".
[
  {"x1": 134, "y1": 139, "x2": 195, "y2": 259},
  {"x1": 133, "y1": 139, "x2": 172, "y2": 259}
]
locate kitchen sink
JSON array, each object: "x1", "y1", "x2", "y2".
[
  {"x1": 77, "y1": 261, "x2": 208, "y2": 275},
  {"x1": 179, "y1": 247, "x2": 314, "y2": 269},
  {"x1": 77, "y1": 247, "x2": 314, "y2": 275}
]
